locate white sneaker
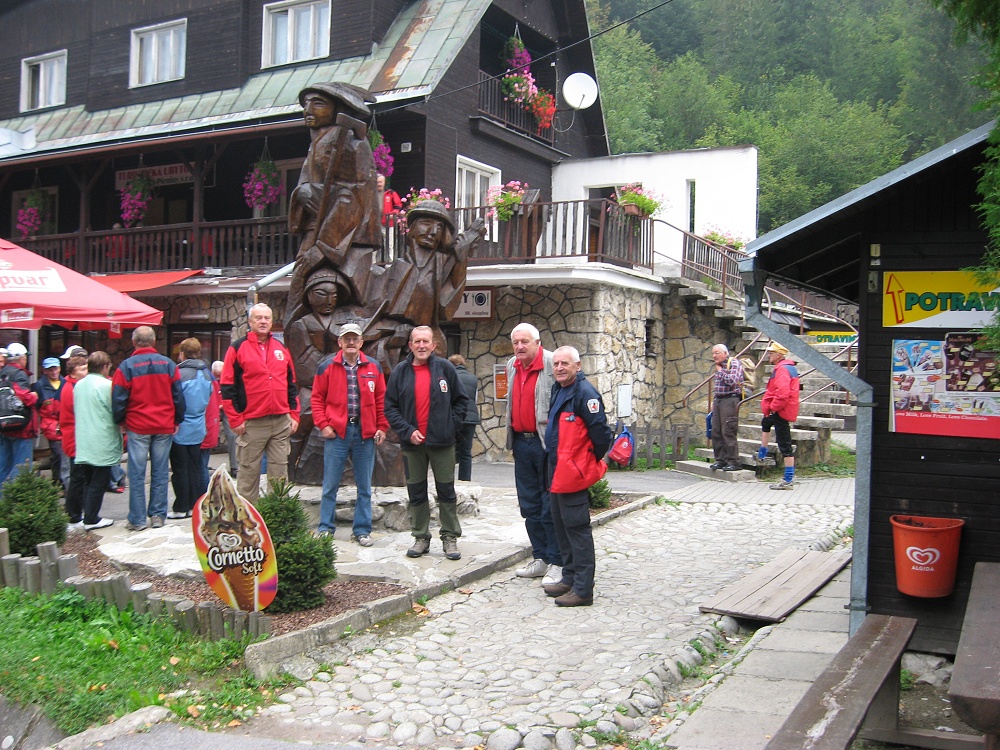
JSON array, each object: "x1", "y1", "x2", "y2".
[
  {"x1": 516, "y1": 558, "x2": 548, "y2": 578},
  {"x1": 66, "y1": 521, "x2": 84, "y2": 533},
  {"x1": 541, "y1": 564, "x2": 563, "y2": 586},
  {"x1": 84, "y1": 518, "x2": 114, "y2": 531}
]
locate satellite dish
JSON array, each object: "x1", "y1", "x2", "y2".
[{"x1": 562, "y1": 73, "x2": 598, "y2": 110}]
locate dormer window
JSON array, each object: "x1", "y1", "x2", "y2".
[
  {"x1": 20, "y1": 50, "x2": 67, "y2": 112},
  {"x1": 130, "y1": 19, "x2": 187, "y2": 87},
  {"x1": 262, "y1": 0, "x2": 330, "y2": 68}
]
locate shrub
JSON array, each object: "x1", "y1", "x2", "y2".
[
  {"x1": 588, "y1": 477, "x2": 611, "y2": 509},
  {"x1": 255, "y1": 480, "x2": 336, "y2": 613},
  {"x1": 0, "y1": 467, "x2": 67, "y2": 556}
]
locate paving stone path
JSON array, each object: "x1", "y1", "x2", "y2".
[{"x1": 233, "y1": 496, "x2": 852, "y2": 748}]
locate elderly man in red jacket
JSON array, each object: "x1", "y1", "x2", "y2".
[
  {"x1": 757, "y1": 341, "x2": 801, "y2": 490},
  {"x1": 311, "y1": 322, "x2": 388, "y2": 545},
  {"x1": 221, "y1": 303, "x2": 300, "y2": 502}
]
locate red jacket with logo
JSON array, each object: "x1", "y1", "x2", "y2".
[
  {"x1": 312, "y1": 351, "x2": 388, "y2": 439},
  {"x1": 220, "y1": 334, "x2": 299, "y2": 429},
  {"x1": 111, "y1": 347, "x2": 185, "y2": 434},
  {"x1": 545, "y1": 373, "x2": 612, "y2": 494},
  {"x1": 761, "y1": 358, "x2": 801, "y2": 422}
]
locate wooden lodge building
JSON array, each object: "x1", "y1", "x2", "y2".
[{"x1": 744, "y1": 122, "x2": 1000, "y2": 654}]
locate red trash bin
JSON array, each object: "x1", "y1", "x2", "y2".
[{"x1": 890, "y1": 515, "x2": 964, "y2": 598}]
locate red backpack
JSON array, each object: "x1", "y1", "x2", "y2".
[{"x1": 607, "y1": 425, "x2": 634, "y2": 467}]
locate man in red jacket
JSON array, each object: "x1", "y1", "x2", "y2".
[
  {"x1": 311, "y1": 323, "x2": 388, "y2": 545},
  {"x1": 221, "y1": 303, "x2": 300, "y2": 502},
  {"x1": 0, "y1": 342, "x2": 39, "y2": 485},
  {"x1": 113, "y1": 327, "x2": 185, "y2": 530},
  {"x1": 757, "y1": 342, "x2": 801, "y2": 490}
]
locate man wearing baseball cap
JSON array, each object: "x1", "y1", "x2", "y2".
[
  {"x1": 33, "y1": 357, "x2": 66, "y2": 490},
  {"x1": 756, "y1": 342, "x2": 801, "y2": 490},
  {"x1": 0, "y1": 342, "x2": 39, "y2": 484},
  {"x1": 311, "y1": 322, "x2": 388, "y2": 545},
  {"x1": 60, "y1": 345, "x2": 87, "y2": 360}
]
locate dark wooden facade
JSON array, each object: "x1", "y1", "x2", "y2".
[{"x1": 752, "y1": 133, "x2": 1000, "y2": 654}]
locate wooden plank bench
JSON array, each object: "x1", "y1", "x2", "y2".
[
  {"x1": 949, "y1": 562, "x2": 1000, "y2": 750},
  {"x1": 764, "y1": 614, "x2": 917, "y2": 750}
]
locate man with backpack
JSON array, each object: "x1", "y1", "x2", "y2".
[
  {"x1": 709, "y1": 344, "x2": 744, "y2": 472},
  {"x1": 0, "y1": 342, "x2": 39, "y2": 485},
  {"x1": 757, "y1": 342, "x2": 801, "y2": 490}
]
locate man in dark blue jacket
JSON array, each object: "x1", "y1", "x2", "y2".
[
  {"x1": 385, "y1": 326, "x2": 469, "y2": 560},
  {"x1": 543, "y1": 346, "x2": 612, "y2": 607}
]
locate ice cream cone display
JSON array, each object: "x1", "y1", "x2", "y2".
[{"x1": 193, "y1": 465, "x2": 277, "y2": 611}]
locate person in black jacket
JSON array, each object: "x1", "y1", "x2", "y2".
[
  {"x1": 385, "y1": 326, "x2": 469, "y2": 560},
  {"x1": 448, "y1": 354, "x2": 480, "y2": 482}
]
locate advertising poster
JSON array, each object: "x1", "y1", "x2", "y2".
[{"x1": 890, "y1": 333, "x2": 1000, "y2": 439}]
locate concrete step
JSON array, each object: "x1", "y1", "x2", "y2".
[
  {"x1": 738, "y1": 423, "x2": 817, "y2": 441},
  {"x1": 697, "y1": 297, "x2": 725, "y2": 309},
  {"x1": 748, "y1": 412, "x2": 845, "y2": 430},
  {"x1": 674, "y1": 459, "x2": 756, "y2": 481},
  {"x1": 799, "y1": 401, "x2": 856, "y2": 418},
  {"x1": 694, "y1": 447, "x2": 777, "y2": 467},
  {"x1": 678, "y1": 286, "x2": 714, "y2": 300}
]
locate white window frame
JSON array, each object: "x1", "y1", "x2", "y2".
[
  {"x1": 456, "y1": 156, "x2": 501, "y2": 238},
  {"x1": 130, "y1": 19, "x2": 187, "y2": 88},
  {"x1": 262, "y1": 0, "x2": 331, "y2": 68},
  {"x1": 20, "y1": 50, "x2": 67, "y2": 112}
]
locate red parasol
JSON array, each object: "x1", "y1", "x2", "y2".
[{"x1": 0, "y1": 238, "x2": 163, "y2": 331}]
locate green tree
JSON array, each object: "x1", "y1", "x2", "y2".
[{"x1": 653, "y1": 53, "x2": 741, "y2": 150}]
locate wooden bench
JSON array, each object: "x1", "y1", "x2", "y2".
[
  {"x1": 949, "y1": 562, "x2": 1000, "y2": 749},
  {"x1": 764, "y1": 614, "x2": 916, "y2": 750}
]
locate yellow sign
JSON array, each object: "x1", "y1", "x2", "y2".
[{"x1": 882, "y1": 271, "x2": 1000, "y2": 328}]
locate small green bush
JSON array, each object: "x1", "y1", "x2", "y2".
[
  {"x1": 0, "y1": 467, "x2": 67, "y2": 556},
  {"x1": 255, "y1": 480, "x2": 336, "y2": 613},
  {"x1": 588, "y1": 477, "x2": 611, "y2": 509}
]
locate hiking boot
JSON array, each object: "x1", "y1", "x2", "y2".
[
  {"x1": 150, "y1": 515, "x2": 165, "y2": 528},
  {"x1": 723, "y1": 463, "x2": 742, "y2": 471},
  {"x1": 516, "y1": 559, "x2": 548, "y2": 578},
  {"x1": 543, "y1": 582, "x2": 572, "y2": 597},
  {"x1": 554, "y1": 591, "x2": 593, "y2": 607},
  {"x1": 542, "y1": 565, "x2": 563, "y2": 586},
  {"x1": 125, "y1": 522, "x2": 147, "y2": 532},
  {"x1": 709, "y1": 461, "x2": 726, "y2": 470},
  {"x1": 407, "y1": 537, "x2": 431, "y2": 558},
  {"x1": 770, "y1": 480, "x2": 795, "y2": 490},
  {"x1": 442, "y1": 537, "x2": 461, "y2": 560},
  {"x1": 352, "y1": 534, "x2": 373, "y2": 547}
]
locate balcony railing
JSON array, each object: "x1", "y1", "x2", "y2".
[
  {"x1": 19, "y1": 199, "x2": 655, "y2": 276},
  {"x1": 477, "y1": 71, "x2": 555, "y2": 145}
]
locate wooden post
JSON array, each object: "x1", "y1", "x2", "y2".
[
  {"x1": 146, "y1": 592, "x2": 165, "y2": 618},
  {"x1": 21, "y1": 558, "x2": 42, "y2": 594},
  {"x1": 162, "y1": 594, "x2": 185, "y2": 620},
  {"x1": 196, "y1": 601, "x2": 215, "y2": 637},
  {"x1": 233, "y1": 610, "x2": 248, "y2": 640},
  {"x1": 2, "y1": 553, "x2": 22, "y2": 588},
  {"x1": 173, "y1": 600, "x2": 198, "y2": 633},
  {"x1": 0, "y1": 527, "x2": 9, "y2": 556},
  {"x1": 130, "y1": 582, "x2": 153, "y2": 613},
  {"x1": 210, "y1": 605, "x2": 226, "y2": 640},
  {"x1": 37, "y1": 542, "x2": 60, "y2": 595},
  {"x1": 111, "y1": 573, "x2": 132, "y2": 610},
  {"x1": 63, "y1": 575, "x2": 91, "y2": 598},
  {"x1": 57, "y1": 554, "x2": 79, "y2": 582}
]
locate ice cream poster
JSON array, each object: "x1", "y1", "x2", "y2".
[
  {"x1": 193, "y1": 466, "x2": 278, "y2": 611},
  {"x1": 890, "y1": 334, "x2": 1000, "y2": 440}
]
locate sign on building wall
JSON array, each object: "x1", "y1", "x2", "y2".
[
  {"x1": 890, "y1": 333, "x2": 1000, "y2": 440},
  {"x1": 115, "y1": 163, "x2": 195, "y2": 190},
  {"x1": 454, "y1": 289, "x2": 493, "y2": 319},
  {"x1": 494, "y1": 364, "x2": 508, "y2": 401},
  {"x1": 883, "y1": 271, "x2": 1000, "y2": 328}
]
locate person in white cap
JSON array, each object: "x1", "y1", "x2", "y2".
[
  {"x1": 60, "y1": 345, "x2": 87, "y2": 361},
  {"x1": 311, "y1": 322, "x2": 388, "y2": 545},
  {"x1": 757, "y1": 342, "x2": 801, "y2": 490},
  {"x1": 0, "y1": 342, "x2": 39, "y2": 484}
]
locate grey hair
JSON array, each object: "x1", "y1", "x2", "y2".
[
  {"x1": 211, "y1": 360, "x2": 224, "y2": 376},
  {"x1": 248, "y1": 303, "x2": 272, "y2": 320},
  {"x1": 552, "y1": 345, "x2": 581, "y2": 363},
  {"x1": 132, "y1": 326, "x2": 156, "y2": 347},
  {"x1": 510, "y1": 323, "x2": 540, "y2": 342},
  {"x1": 712, "y1": 343, "x2": 729, "y2": 356}
]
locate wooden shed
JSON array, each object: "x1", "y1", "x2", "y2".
[{"x1": 743, "y1": 121, "x2": 1000, "y2": 654}]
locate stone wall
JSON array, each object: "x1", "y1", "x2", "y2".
[{"x1": 456, "y1": 282, "x2": 746, "y2": 460}]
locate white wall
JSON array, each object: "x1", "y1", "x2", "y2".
[{"x1": 551, "y1": 146, "x2": 758, "y2": 272}]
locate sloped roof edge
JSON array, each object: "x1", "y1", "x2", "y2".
[{"x1": 747, "y1": 120, "x2": 996, "y2": 256}]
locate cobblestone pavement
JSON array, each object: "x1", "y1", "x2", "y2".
[{"x1": 232, "y1": 484, "x2": 853, "y2": 747}]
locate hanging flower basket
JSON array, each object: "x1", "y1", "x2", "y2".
[
  {"x1": 243, "y1": 159, "x2": 281, "y2": 210},
  {"x1": 615, "y1": 183, "x2": 663, "y2": 218},
  {"x1": 486, "y1": 181, "x2": 528, "y2": 222},
  {"x1": 121, "y1": 172, "x2": 156, "y2": 228},
  {"x1": 368, "y1": 129, "x2": 394, "y2": 177},
  {"x1": 528, "y1": 90, "x2": 556, "y2": 132},
  {"x1": 16, "y1": 190, "x2": 46, "y2": 239}
]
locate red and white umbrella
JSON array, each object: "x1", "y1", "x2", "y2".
[{"x1": 0, "y1": 238, "x2": 163, "y2": 331}]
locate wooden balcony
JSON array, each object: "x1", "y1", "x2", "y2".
[
  {"x1": 19, "y1": 198, "x2": 655, "y2": 277},
  {"x1": 476, "y1": 71, "x2": 555, "y2": 146}
]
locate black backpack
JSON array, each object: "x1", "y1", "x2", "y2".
[{"x1": 0, "y1": 374, "x2": 29, "y2": 432}]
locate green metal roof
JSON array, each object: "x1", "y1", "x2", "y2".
[{"x1": 0, "y1": 0, "x2": 491, "y2": 162}]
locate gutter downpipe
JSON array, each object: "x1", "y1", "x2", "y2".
[
  {"x1": 738, "y1": 257, "x2": 873, "y2": 636},
  {"x1": 246, "y1": 261, "x2": 296, "y2": 310}
]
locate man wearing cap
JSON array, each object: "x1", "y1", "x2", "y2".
[
  {"x1": 757, "y1": 342, "x2": 801, "y2": 490},
  {"x1": 0, "y1": 342, "x2": 39, "y2": 484},
  {"x1": 221, "y1": 303, "x2": 300, "y2": 502},
  {"x1": 709, "y1": 343, "x2": 744, "y2": 472},
  {"x1": 112, "y1": 326, "x2": 185, "y2": 531},
  {"x1": 287, "y1": 81, "x2": 381, "y2": 329},
  {"x1": 33, "y1": 357, "x2": 66, "y2": 490},
  {"x1": 311, "y1": 322, "x2": 388, "y2": 545}
]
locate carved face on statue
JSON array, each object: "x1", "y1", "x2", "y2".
[
  {"x1": 306, "y1": 281, "x2": 338, "y2": 315},
  {"x1": 410, "y1": 217, "x2": 446, "y2": 250},
  {"x1": 302, "y1": 93, "x2": 336, "y2": 130}
]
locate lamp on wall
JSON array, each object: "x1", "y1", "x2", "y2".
[{"x1": 180, "y1": 312, "x2": 210, "y2": 321}]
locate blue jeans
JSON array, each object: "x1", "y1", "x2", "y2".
[
  {"x1": 127, "y1": 431, "x2": 172, "y2": 526},
  {"x1": 318, "y1": 422, "x2": 375, "y2": 537},
  {"x1": 512, "y1": 434, "x2": 561, "y2": 566},
  {"x1": 0, "y1": 434, "x2": 33, "y2": 486}
]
